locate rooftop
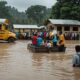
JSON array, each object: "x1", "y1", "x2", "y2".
[
  {"x1": 13, "y1": 24, "x2": 45, "y2": 29},
  {"x1": 49, "y1": 19, "x2": 80, "y2": 26}
]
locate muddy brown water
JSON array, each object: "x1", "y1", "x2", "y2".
[{"x1": 0, "y1": 40, "x2": 80, "y2": 80}]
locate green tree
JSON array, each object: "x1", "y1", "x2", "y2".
[
  {"x1": 51, "y1": 0, "x2": 80, "y2": 20},
  {"x1": 8, "y1": 6, "x2": 28, "y2": 24},
  {"x1": 26, "y1": 5, "x2": 47, "y2": 25},
  {"x1": 0, "y1": 1, "x2": 11, "y2": 19}
]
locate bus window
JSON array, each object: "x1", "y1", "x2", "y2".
[
  {"x1": 5, "y1": 24, "x2": 9, "y2": 30},
  {"x1": 0, "y1": 24, "x2": 2, "y2": 30},
  {"x1": 3, "y1": 24, "x2": 9, "y2": 30}
]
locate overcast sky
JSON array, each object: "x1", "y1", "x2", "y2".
[{"x1": 5, "y1": 0, "x2": 56, "y2": 12}]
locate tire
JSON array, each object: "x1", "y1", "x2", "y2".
[{"x1": 8, "y1": 37, "x2": 15, "y2": 43}]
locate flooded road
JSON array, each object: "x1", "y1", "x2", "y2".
[{"x1": 0, "y1": 40, "x2": 80, "y2": 80}]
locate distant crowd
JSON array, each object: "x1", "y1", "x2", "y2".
[
  {"x1": 64, "y1": 32, "x2": 80, "y2": 40},
  {"x1": 15, "y1": 32, "x2": 31, "y2": 40},
  {"x1": 15, "y1": 32, "x2": 80, "y2": 40}
]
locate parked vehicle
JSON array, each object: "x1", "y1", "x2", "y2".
[{"x1": 0, "y1": 19, "x2": 16, "y2": 42}]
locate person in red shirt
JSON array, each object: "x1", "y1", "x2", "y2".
[{"x1": 32, "y1": 34, "x2": 37, "y2": 46}]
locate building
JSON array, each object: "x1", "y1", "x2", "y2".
[
  {"x1": 13, "y1": 24, "x2": 45, "y2": 33},
  {"x1": 46, "y1": 19, "x2": 80, "y2": 33},
  {"x1": 13, "y1": 24, "x2": 45, "y2": 39}
]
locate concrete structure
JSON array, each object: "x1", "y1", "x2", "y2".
[{"x1": 46, "y1": 19, "x2": 80, "y2": 33}]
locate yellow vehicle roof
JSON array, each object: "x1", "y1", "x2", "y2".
[{"x1": 0, "y1": 19, "x2": 9, "y2": 24}]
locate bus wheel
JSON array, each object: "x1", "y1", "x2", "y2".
[{"x1": 8, "y1": 37, "x2": 15, "y2": 43}]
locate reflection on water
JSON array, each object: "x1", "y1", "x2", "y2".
[
  {"x1": 73, "y1": 68, "x2": 80, "y2": 80},
  {"x1": 0, "y1": 40, "x2": 80, "y2": 80}
]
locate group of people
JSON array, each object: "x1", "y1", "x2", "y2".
[
  {"x1": 31, "y1": 29, "x2": 65, "y2": 51},
  {"x1": 31, "y1": 27, "x2": 80, "y2": 68},
  {"x1": 64, "y1": 32, "x2": 79, "y2": 40},
  {"x1": 16, "y1": 32, "x2": 31, "y2": 39}
]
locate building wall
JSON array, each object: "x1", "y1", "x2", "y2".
[
  {"x1": 14, "y1": 29, "x2": 19, "y2": 32},
  {"x1": 47, "y1": 23, "x2": 57, "y2": 31},
  {"x1": 14, "y1": 28, "x2": 40, "y2": 33},
  {"x1": 47, "y1": 23, "x2": 80, "y2": 33}
]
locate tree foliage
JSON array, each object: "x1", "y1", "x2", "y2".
[
  {"x1": 51, "y1": 0, "x2": 80, "y2": 20},
  {"x1": 26, "y1": 5, "x2": 47, "y2": 25},
  {"x1": 0, "y1": 1, "x2": 51, "y2": 24},
  {"x1": 0, "y1": 1, "x2": 11, "y2": 19},
  {"x1": 8, "y1": 7, "x2": 27, "y2": 24}
]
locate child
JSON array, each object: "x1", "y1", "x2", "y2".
[
  {"x1": 73, "y1": 45, "x2": 80, "y2": 67},
  {"x1": 46, "y1": 41, "x2": 52, "y2": 48}
]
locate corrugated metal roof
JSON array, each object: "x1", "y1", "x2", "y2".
[
  {"x1": 13, "y1": 24, "x2": 44, "y2": 29},
  {"x1": 0, "y1": 19, "x2": 6, "y2": 24},
  {"x1": 39, "y1": 26, "x2": 45, "y2": 29},
  {"x1": 49, "y1": 19, "x2": 80, "y2": 26}
]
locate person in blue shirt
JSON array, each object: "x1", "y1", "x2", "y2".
[
  {"x1": 73, "y1": 45, "x2": 80, "y2": 67},
  {"x1": 52, "y1": 34, "x2": 58, "y2": 47},
  {"x1": 37, "y1": 36, "x2": 43, "y2": 46},
  {"x1": 16, "y1": 32, "x2": 20, "y2": 39}
]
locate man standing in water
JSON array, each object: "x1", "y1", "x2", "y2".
[{"x1": 73, "y1": 45, "x2": 80, "y2": 67}]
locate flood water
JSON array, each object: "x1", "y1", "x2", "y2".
[{"x1": 0, "y1": 40, "x2": 80, "y2": 80}]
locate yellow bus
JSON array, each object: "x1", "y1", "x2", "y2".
[{"x1": 0, "y1": 18, "x2": 16, "y2": 42}]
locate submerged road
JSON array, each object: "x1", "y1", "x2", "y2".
[{"x1": 0, "y1": 40, "x2": 80, "y2": 80}]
